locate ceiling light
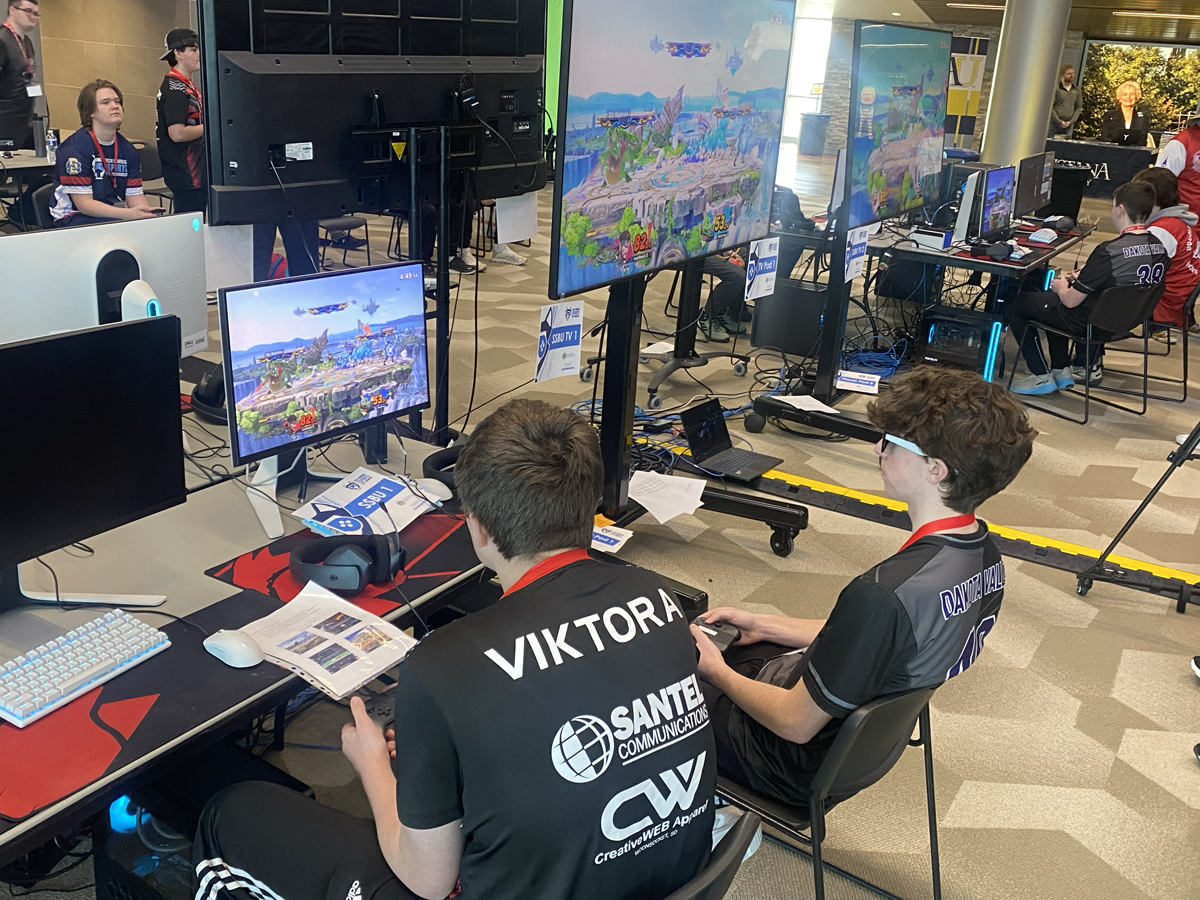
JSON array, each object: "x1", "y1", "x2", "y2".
[
  {"x1": 1112, "y1": 10, "x2": 1200, "y2": 19},
  {"x1": 946, "y1": 3, "x2": 1005, "y2": 9}
]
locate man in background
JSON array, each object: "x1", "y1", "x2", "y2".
[
  {"x1": 1048, "y1": 64, "x2": 1081, "y2": 139},
  {"x1": 1156, "y1": 117, "x2": 1200, "y2": 232},
  {"x1": 156, "y1": 28, "x2": 206, "y2": 214},
  {"x1": 0, "y1": 0, "x2": 39, "y2": 150}
]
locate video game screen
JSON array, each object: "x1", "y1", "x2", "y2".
[
  {"x1": 219, "y1": 263, "x2": 430, "y2": 466},
  {"x1": 550, "y1": 0, "x2": 796, "y2": 299},
  {"x1": 979, "y1": 166, "x2": 1014, "y2": 237},
  {"x1": 847, "y1": 23, "x2": 952, "y2": 229}
]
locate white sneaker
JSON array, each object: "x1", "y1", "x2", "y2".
[
  {"x1": 459, "y1": 248, "x2": 487, "y2": 272},
  {"x1": 491, "y1": 243, "x2": 527, "y2": 266},
  {"x1": 711, "y1": 803, "x2": 763, "y2": 861},
  {"x1": 1180, "y1": 435, "x2": 1190, "y2": 446}
]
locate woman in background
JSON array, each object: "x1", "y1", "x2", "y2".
[{"x1": 1098, "y1": 80, "x2": 1150, "y2": 146}]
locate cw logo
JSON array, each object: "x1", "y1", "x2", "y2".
[{"x1": 601, "y1": 751, "x2": 707, "y2": 841}]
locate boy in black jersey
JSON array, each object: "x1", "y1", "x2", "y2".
[
  {"x1": 1005, "y1": 180, "x2": 1168, "y2": 394},
  {"x1": 155, "y1": 29, "x2": 206, "y2": 214},
  {"x1": 693, "y1": 368, "x2": 1035, "y2": 807},
  {"x1": 195, "y1": 400, "x2": 716, "y2": 900}
]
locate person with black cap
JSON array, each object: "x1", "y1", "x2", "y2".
[{"x1": 155, "y1": 28, "x2": 206, "y2": 214}]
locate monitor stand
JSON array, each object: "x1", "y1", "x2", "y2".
[
  {"x1": 0, "y1": 564, "x2": 165, "y2": 616},
  {"x1": 247, "y1": 447, "x2": 340, "y2": 540}
]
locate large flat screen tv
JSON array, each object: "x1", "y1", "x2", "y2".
[
  {"x1": 550, "y1": 0, "x2": 796, "y2": 299},
  {"x1": 846, "y1": 22, "x2": 952, "y2": 230}
]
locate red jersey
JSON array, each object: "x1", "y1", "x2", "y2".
[
  {"x1": 1161, "y1": 125, "x2": 1200, "y2": 215},
  {"x1": 1147, "y1": 211, "x2": 1200, "y2": 327}
]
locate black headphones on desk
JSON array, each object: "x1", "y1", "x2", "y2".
[
  {"x1": 422, "y1": 445, "x2": 462, "y2": 491},
  {"x1": 289, "y1": 534, "x2": 406, "y2": 595}
]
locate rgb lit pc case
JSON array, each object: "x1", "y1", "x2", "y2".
[
  {"x1": 918, "y1": 306, "x2": 1005, "y2": 382},
  {"x1": 845, "y1": 22, "x2": 953, "y2": 230},
  {"x1": 549, "y1": 0, "x2": 797, "y2": 299},
  {"x1": 217, "y1": 263, "x2": 431, "y2": 467}
]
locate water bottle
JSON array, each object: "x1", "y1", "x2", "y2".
[{"x1": 46, "y1": 128, "x2": 57, "y2": 165}]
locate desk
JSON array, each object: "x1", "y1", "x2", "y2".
[
  {"x1": 0, "y1": 150, "x2": 52, "y2": 230},
  {"x1": 1045, "y1": 139, "x2": 1156, "y2": 198},
  {"x1": 0, "y1": 461, "x2": 484, "y2": 867}
]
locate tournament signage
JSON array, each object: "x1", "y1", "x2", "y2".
[
  {"x1": 536, "y1": 299, "x2": 585, "y2": 382},
  {"x1": 946, "y1": 36, "x2": 989, "y2": 145},
  {"x1": 745, "y1": 237, "x2": 780, "y2": 301}
]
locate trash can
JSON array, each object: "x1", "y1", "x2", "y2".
[{"x1": 799, "y1": 113, "x2": 831, "y2": 156}]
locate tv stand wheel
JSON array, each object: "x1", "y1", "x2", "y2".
[
  {"x1": 1076, "y1": 578, "x2": 1092, "y2": 597},
  {"x1": 770, "y1": 528, "x2": 796, "y2": 558},
  {"x1": 579, "y1": 366, "x2": 594, "y2": 383},
  {"x1": 647, "y1": 394, "x2": 664, "y2": 411},
  {"x1": 733, "y1": 361, "x2": 748, "y2": 377},
  {"x1": 744, "y1": 412, "x2": 766, "y2": 433}
]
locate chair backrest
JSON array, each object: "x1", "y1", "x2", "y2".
[
  {"x1": 658, "y1": 812, "x2": 762, "y2": 900},
  {"x1": 31, "y1": 182, "x2": 55, "y2": 230},
  {"x1": 137, "y1": 141, "x2": 164, "y2": 182},
  {"x1": 809, "y1": 685, "x2": 937, "y2": 804},
  {"x1": 1185, "y1": 279, "x2": 1200, "y2": 319},
  {"x1": 1089, "y1": 282, "x2": 1164, "y2": 336}
]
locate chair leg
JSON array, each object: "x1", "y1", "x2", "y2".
[
  {"x1": 920, "y1": 706, "x2": 943, "y2": 900},
  {"x1": 365, "y1": 222, "x2": 372, "y2": 267},
  {"x1": 811, "y1": 800, "x2": 827, "y2": 900}
]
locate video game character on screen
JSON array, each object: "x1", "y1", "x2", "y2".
[
  {"x1": 847, "y1": 24, "x2": 952, "y2": 229},
  {"x1": 553, "y1": 0, "x2": 795, "y2": 297},
  {"x1": 223, "y1": 266, "x2": 430, "y2": 461}
]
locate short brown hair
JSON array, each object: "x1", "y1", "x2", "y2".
[
  {"x1": 867, "y1": 367, "x2": 1036, "y2": 514},
  {"x1": 1133, "y1": 166, "x2": 1179, "y2": 210},
  {"x1": 1113, "y1": 180, "x2": 1155, "y2": 224},
  {"x1": 77, "y1": 79, "x2": 123, "y2": 129},
  {"x1": 455, "y1": 399, "x2": 603, "y2": 559},
  {"x1": 1059, "y1": 64, "x2": 1074, "y2": 79}
]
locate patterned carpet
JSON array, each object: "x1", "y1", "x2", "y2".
[{"x1": 188, "y1": 189, "x2": 1200, "y2": 900}]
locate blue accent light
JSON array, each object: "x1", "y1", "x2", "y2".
[
  {"x1": 192, "y1": 217, "x2": 201, "y2": 232},
  {"x1": 146, "y1": 299, "x2": 161, "y2": 317},
  {"x1": 982, "y1": 321, "x2": 1004, "y2": 381},
  {"x1": 109, "y1": 796, "x2": 138, "y2": 834}
]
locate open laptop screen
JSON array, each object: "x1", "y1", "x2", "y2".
[{"x1": 680, "y1": 400, "x2": 732, "y2": 463}]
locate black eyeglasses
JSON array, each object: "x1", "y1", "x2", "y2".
[{"x1": 15, "y1": 6, "x2": 40, "y2": 16}]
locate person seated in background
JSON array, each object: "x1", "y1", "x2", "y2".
[
  {"x1": 51, "y1": 80, "x2": 160, "y2": 226},
  {"x1": 1131, "y1": 166, "x2": 1200, "y2": 335},
  {"x1": 194, "y1": 399, "x2": 716, "y2": 900},
  {"x1": 698, "y1": 247, "x2": 751, "y2": 342},
  {"x1": 1005, "y1": 180, "x2": 1167, "y2": 394},
  {"x1": 691, "y1": 367, "x2": 1035, "y2": 807},
  {"x1": 1098, "y1": 81, "x2": 1150, "y2": 147}
]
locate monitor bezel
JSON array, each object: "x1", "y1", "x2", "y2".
[
  {"x1": 977, "y1": 164, "x2": 1015, "y2": 242},
  {"x1": 548, "y1": 0, "x2": 798, "y2": 301},
  {"x1": 217, "y1": 261, "x2": 432, "y2": 469},
  {"x1": 1013, "y1": 152, "x2": 1046, "y2": 219},
  {"x1": 845, "y1": 20, "x2": 954, "y2": 232}
]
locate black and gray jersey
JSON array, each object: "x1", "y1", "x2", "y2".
[{"x1": 1074, "y1": 230, "x2": 1169, "y2": 299}]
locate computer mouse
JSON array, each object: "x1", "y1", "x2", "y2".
[
  {"x1": 203, "y1": 630, "x2": 265, "y2": 668},
  {"x1": 414, "y1": 477, "x2": 453, "y2": 503}
]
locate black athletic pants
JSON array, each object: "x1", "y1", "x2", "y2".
[
  {"x1": 703, "y1": 256, "x2": 748, "y2": 320},
  {"x1": 194, "y1": 782, "x2": 423, "y2": 900},
  {"x1": 253, "y1": 221, "x2": 321, "y2": 281},
  {"x1": 170, "y1": 187, "x2": 208, "y2": 215},
  {"x1": 1004, "y1": 290, "x2": 1109, "y2": 375}
]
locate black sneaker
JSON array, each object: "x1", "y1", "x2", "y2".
[
  {"x1": 1192, "y1": 656, "x2": 1200, "y2": 680},
  {"x1": 1194, "y1": 743, "x2": 1200, "y2": 765},
  {"x1": 446, "y1": 256, "x2": 478, "y2": 275},
  {"x1": 332, "y1": 235, "x2": 368, "y2": 250}
]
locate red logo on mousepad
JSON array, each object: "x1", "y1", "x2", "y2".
[{"x1": 205, "y1": 515, "x2": 471, "y2": 616}]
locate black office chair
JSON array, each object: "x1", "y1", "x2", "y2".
[
  {"x1": 30, "y1": 182, "x2": 54, "y2": 230},
  {"x1": 716, "y1": 686, "x2": 941, "y2": 900},
  {"x1": 659, "y1": 810, "x2": 762, "y2": 900},
  {"x1": 1105, "y1": 279, "x2": 1199, "y2": 404},
  {"x1": 134, "y1": 140, "x2": 174, "y2": 212},
  {"x1": 1006, "y1": 282, "x2": 1164, "y2": 425}
]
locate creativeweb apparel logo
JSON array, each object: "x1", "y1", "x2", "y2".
[{"x1": 551, "y1": 715, "x2": 615, "y2": 783}]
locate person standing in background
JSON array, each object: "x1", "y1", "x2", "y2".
[
  {"x1": 156, "y1": 28, "x2": 206, "y2": 214},
  {"x1": 1156, "y1": 116, "x2": 1200, "y2": 217},
  {"x1": 0, "y1": 0, "x2": 39, "y2": 150},
  {"x1": 1048, "y1": 64, "x2": 1081, "y2": 139}
]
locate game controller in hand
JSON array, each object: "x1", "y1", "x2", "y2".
[{"x1": 693, "y1": 616, "x2": 740, "y2": 653}]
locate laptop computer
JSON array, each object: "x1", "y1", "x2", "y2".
[{"x1": 679, "y1": 399, "x2": 783, "y2": 482}]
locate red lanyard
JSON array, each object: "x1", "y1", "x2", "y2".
[
  {"x1": 88, "y1": 130, "x2": 116, "y2": 182},
  {"x1": 1121, "y1": 225, "x2": 1148, "y2": 235},
  {"x1": 899, "y1": 514, "x2": 977, "y2": 551},
  {"x1": 169, "y1": 68, "x2": 202, "y2": 114},
  {"x1": 4, "y1": 23, "x2": 31, "y2": 76}
]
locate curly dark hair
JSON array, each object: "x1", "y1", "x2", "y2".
[
  {"x1": 454, "y1": 399, "x2": 602, "y2": 560},
  {"x1": 867, "y1": 367, "x2": 1037, "y2": 513}
]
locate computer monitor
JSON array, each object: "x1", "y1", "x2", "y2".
[
  {"x1": 0, "y1": 213, "x2": 209, "y2": 357},
  {"x1": 548, "y1": 0, "x2": 796, "y2": 299},
  {"x1": 978, "y1": 165, "x2": 1014, "y2": 240},
  {"x1": 1013, "y1": 152, "x2": 1054, "y2": 219},
  {"x1": 0, "y1": 317, "x2": 187, "y2": 614},
  {"x1": 218, "y1": 262, "x2": 431, "y2": 468}
]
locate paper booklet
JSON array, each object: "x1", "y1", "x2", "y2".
[
  {"x1": 292, "y1": 467, "x2": 433, "y2": 538},
  {"x1": 240, "y1": 582, "x2": 418, "y2": 699}
]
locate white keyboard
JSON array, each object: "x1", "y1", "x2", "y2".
[
  {"x1": 1028, "y1": 228, "x2": 1059, "y2": 244},
  {"x1": 0, "y1": 610, "x2": 170, "y2": 728}
]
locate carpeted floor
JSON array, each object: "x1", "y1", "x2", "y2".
[{"x1": 23, "y1": 179, "x2": 1199, "y2": 900}]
